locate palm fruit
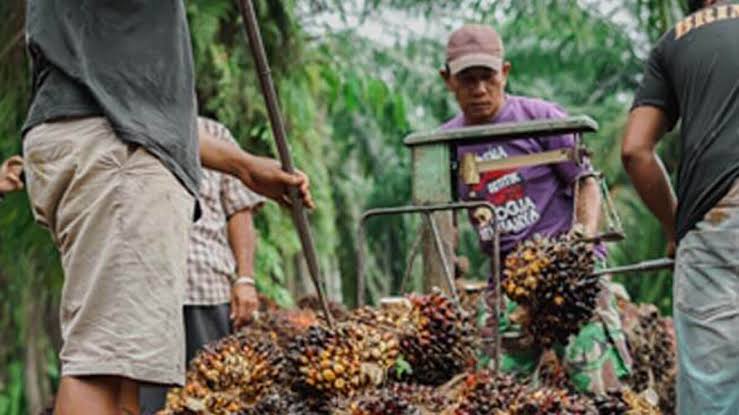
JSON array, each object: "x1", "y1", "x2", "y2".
[
  {"x1": 287, "y1": 324, "x2": 366, "y2": 398},
  {"x1": 349, "y1": 323, "x2": 400, "y2": 372},
  {"x1": 590, "y1": 390, "x2": 629, "y2": 415},
  {"x1": 503, "y1": 228, "x2": 599, "y2": 347},
  {"x1": 622, "y1": 303, "x2": 676, "y2": 414},
  {"x1": 298, "y1": 294, "x2": 349, "y2": 322},
  {"x1": 510, "y1": 387, "x2": 596, "y2": 415},
  {"x1": 341, "y1": 388, "x2": 421, "y2": 415},
  {"x1": 251, "y1": 307, "x2": 318, "y2": 349},
  {"x1": 387, "y1": 383, "x2": 452, "y2": 413},
  {"x1": 452, "y1": 371, "x2": 526, "y2": 415},
  {"x1": 622, "y1": 388, "x2": 662, "y2": 415},
  {"x1": 243, "y1": 389, "x2": 313, "y2": 415},
  {"x1": 160, "y1": 330, "x2": 285, "y2": 415},
  {"x1": 397, "y1": 290, "x2": 477, "y2": 385}
]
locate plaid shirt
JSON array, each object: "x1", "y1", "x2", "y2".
[{"x1": 185, "y1": 117, "x2": 266, "y2": 305}]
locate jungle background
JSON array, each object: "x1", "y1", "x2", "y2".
[{"x1": 0, "y1": 0, "x2": 691, "y2": 413}]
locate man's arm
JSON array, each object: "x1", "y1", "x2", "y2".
[
  {"x1": 621, "y1": 106, "x2": 678, "y2": 252},
  {"x1": 575, "y1": 176, "x2": 601, "y2": 236},
  {"x1": 199, "y1": 125, "x2": 314, "y2": 208},
  {"x1": 227, "y1": 208, "x2": 259, "y2": 330}
]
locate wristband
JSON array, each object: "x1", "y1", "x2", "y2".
[{"x1": 233, "y1": 276, "x2": 256, "y2": 286}]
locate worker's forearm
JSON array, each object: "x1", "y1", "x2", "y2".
[
  {"x1": 199, "y1": 123, "x2": 252, "y2": 178},
  {"x1": 227, "y1": 209, "x2": 257, "y2": 277},
  {"x1": 575, "y1": 176, "x2": 601, "y2": 236},
  {"x1": 623, "y1": 151, "x2": 677, "y2": 239}
]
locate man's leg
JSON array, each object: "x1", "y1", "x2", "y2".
[
  {"x1": 54, "y1": 376, "x2": 120, "y2": 415},
  {"x1": 139, "y1": 305, "x2": 231, "y2": 414},
  {"x1": 674, "y1": 182, "x2": 739, "y2": 415}
]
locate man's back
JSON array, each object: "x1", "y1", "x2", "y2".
[{"x1": 633, "y1": 3, "x2": 739, "y2": 240}]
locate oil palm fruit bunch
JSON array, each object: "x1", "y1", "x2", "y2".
[
  {"x1": 160, "y1": 331, "x2": 285, "y2": 414},
  {"x1": 190, "y1": 331, "x2": 284, "y2": 400},
  {"x1": 590, "y1": 390, "x2": 629, "y2": 415},
  {"x1": 349, "y1": 323, "x2": 401, "y2": 371},
  {"x1": 510, "y1": 387, "x2": 596, "y2": 415},
  {"x1": 341, "y1": 388, "x2": 421, "y2": 415},
  {"x1": 160, "y1": 380, "x2": 243, "y2": 415},
  {"x1": 287, "y1": 324, "x2": 366, "y2": 398},
  {"x1": 623, "y1": 304, "x2": 675, "y2": 414},
  {"x1": 387, "y1": 383, "x2": 452, "y2": 413},
  {"x1": 503, "y1": 228, "x2": 599, "y2": 347},
  {"x1": 398, "y1": 290, "x2": 477, "y2": 385},
  {"x1": 622, "y1": 388, "x2": 662, "y2": 415},
  {"x1": 453, "y1": 371, "x2": 527, "y2": 414},
  {"x1": 242, "y1": 389, "x2": 313, "y2": 415}
]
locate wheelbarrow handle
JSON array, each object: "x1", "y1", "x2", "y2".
[{"x1": 592, "y1": 258, "x2": 675, "y2": 277}]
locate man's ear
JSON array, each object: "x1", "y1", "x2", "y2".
[
  {"x1": 440, "y1": 67, "x2": 454, "y2": 91},
  {"x1": 499, "y1": 61, "x2": 512, "y2": 88}
]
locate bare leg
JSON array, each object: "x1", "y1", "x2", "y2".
[
  {"x1": 119, "y1": 378, "x2": 140, "y2": 415},
  {"x1": 54, "y1": 376, "x2": 140, "y2": 415}
]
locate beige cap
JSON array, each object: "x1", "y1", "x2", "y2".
[{"x1": 446, "y1": 24, "x2": 504, "y2": 75}]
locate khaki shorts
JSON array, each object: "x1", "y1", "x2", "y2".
[{"x1": 24, "y1": 117, "x2": 194, "y2": 385}]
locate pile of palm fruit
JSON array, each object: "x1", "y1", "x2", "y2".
[
  {"x1": 157, "y1": 227, "x2": 676, "y2": 414},
  {"x1": 158, "y1": 289, "x2": 669, "y2": 415}
]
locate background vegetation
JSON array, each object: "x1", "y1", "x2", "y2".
[{"x1": 0, "y1": 0, "x2": 690, "y2": 413}]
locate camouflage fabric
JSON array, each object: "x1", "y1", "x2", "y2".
[{"x1": 478, "y1": 277, "x2": 633, "y2": 394}]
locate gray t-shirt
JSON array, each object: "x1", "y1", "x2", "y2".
[
  {"x1": 24, "y1": 0, "x2": 202, "y2": 203},
  {"x1": 632, "y1": 2, "x2": 739, "y2": 240}
]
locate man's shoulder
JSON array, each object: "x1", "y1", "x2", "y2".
[
  {"x1": 440, "y1": 113, "x2": 466, "y2": 130},
  {"x1": 505, "y1": 95, "x2": 567, "y2": 120}
]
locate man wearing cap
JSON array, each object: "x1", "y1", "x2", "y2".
[{"x1": 440, "y1": 24, "x2": 631, "y2": 393}]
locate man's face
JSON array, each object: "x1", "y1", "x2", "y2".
[{"x1": 443, "y1": 64, "x2": 510, "y2": 125}]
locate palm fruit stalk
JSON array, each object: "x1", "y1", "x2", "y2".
[
  {"x1": 503, "y1": 228, "x2": 599, "y2": 347},
  {"x1": 397, "y1": 291, "x2": 477, "y2": 385},
  {"x1": 287, "y1": 325, "x2": 366, "y2": 399}
]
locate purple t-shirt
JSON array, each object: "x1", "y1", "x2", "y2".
[{"x1": 442, "y1": 95, "x2": 594, "y2": 258}]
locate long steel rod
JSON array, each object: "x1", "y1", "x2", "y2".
[
  {"x1": 592, "y1": 258, "x2": 674, "y2": 277},
  {"x1": 236, "y1": 0, "x2": 334, "y2": 329}
]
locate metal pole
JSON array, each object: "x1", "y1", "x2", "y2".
[
  {"x1": 592, "y1": 258, "x2": 675, "y2": 277},
  {"x1": 236, "y1": 0, "x2": 334, "y2": 329}
]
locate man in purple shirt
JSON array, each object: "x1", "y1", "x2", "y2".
[{"x1": 440, "y1": 24, "x2": 630, "y2": 393}]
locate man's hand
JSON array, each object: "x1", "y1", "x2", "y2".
[
  {"x1": 0, "y1": 155, "x2": 23, "y2": 194},
  {"x1": 230, "y1": 282, "x2": 259, "y2": 330},
  {"x1": 198, "y1": 127, "x2": 314, "y2": 209},
  {"x1": 236, "y1": 154, "x2": 314, "y2": 209}
]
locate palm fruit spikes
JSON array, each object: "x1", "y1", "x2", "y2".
[
  {"x1": 286, "y1": 325, "x2": 366, "y2": 398},
  {"x1": 503, "y1": 227, "x2": 600, "y2": 347},
  {"x1": 398, "y1": 290, "x2": 477, "y2": 385}
]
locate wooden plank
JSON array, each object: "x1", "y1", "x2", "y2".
[{"x1": 403, "y1": 115, "x2": 598, "y2": 147}]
